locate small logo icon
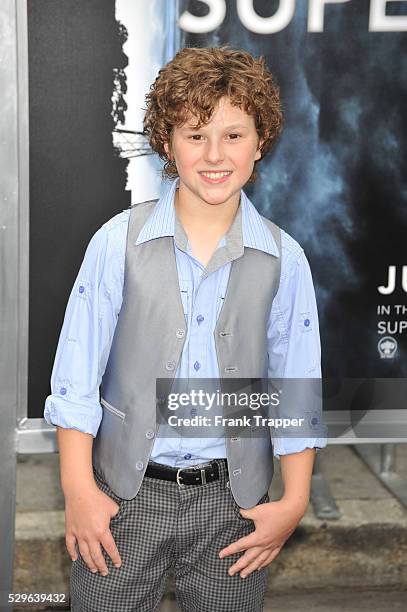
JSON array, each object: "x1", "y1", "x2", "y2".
[{"x1": 377, "y1": 336, "x2": 398, "y2": 359}]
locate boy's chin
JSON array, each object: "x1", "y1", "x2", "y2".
[
  {"x1": 200, "y1": 191, "x2": 241, "y2": 207},
  {"x1": 180, "y1": 182, "x2": 243, "y2": 207}
]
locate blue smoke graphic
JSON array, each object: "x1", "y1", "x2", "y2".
[{"x1": 181, "y1": 0, "x2": 407, "y2": 376}]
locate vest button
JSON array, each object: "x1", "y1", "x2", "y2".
[
  {"x1": 135, "y1": 461, "x2": 144, "y2": 471},
  {"x1": 176, "y1": 328, "x2": 185, "y2": 338},
  {"x1": 145, "y1": 429, "x2": 155, "y2": 439},
  {"x1": 165, "y1": 361, "x2": 176, "y2": 371}
]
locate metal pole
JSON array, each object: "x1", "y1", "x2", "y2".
[
  {"x1": 311, "y1": 450, "x2": 341, "y2": 520},
  {"x1": 0, "y1": 1, "x2": 20, "y2": 608},
  {"x1": 381, "y1": 442, "x2": 396, "y2": 473},
  {"x1": 0, "y1": 1, "x2": 30, "y2": 609},
  {"x1": 355, "y1": 443, "x2": 407, "y2": 509}
]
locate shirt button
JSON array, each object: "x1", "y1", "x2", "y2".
[
  {"x1": 145, "y1": 429, "x2": 155, "y2": 439},
  {"x1": 196, "y1": 315, "x2": 204, "y2": 325},
  {"x1": 304, "y1": 319, "x2": 310, "y2": 327},
  {"x1": 136, "y1": 461, "x2": 144, "y2": 471},
  {"x1": 194, "y1": 361, "x2": 201, "y2": 371},
  {"x1": 166, "y1": 361, "x2": 176, "y2": 371},
  {"x1": 176, "y1": 328, "x2": 185, "y2": 338},
  {"x1": 78, "y1": 285, "x2": 85, "y2": 294},
  {"x1": 60, "y1": 387, "x2": 67, "y2": 395},
  {"x1": 184, "y1": 453, "x2": 192, "y2": 460}
]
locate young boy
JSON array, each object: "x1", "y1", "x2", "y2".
[{"x1": 44, "y1": 46, "x2": 327, "y2": 612}]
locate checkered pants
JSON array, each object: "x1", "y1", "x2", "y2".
[{"x1": 70, "y1": 460, "x2": 269, "y2": 612}]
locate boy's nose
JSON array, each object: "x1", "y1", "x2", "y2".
[{"x1": 203, "y1": 141, "x2": 225, "y2": 163}]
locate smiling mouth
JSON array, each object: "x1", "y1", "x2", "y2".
[{"x1": 199, "y1": 171, "x2": 233, "y2": 179}]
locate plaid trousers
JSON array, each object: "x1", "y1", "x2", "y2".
[{"x1": 70, "y1": 460, "x2": 269, "y2": 612}]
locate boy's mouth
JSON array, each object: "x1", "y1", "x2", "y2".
[{"x1": 199, "y1": 171, "x2": 233, "y2": 183}]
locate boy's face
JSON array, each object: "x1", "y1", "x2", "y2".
[{"x1": 164, "y1": 96, "x2": 262, "y2": 209}]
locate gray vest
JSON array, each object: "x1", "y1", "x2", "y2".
[{"x1": 93, "y1": 199, "x2": 281, "y2": 508}]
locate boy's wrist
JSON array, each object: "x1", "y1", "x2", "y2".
[
  {"x1": 279, "y1": 495, "x2": 309, "y2": 519},
  {"x1": 62, "y1": 474, "x2": 98, "y2": 499}
]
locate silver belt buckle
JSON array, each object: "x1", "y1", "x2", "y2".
[
  {"x1": 200, "y1": 468, "x2": 207, "y2": 485},
  {"x1": 176, "y1": 468, "x2": 185, "y2": 487}
]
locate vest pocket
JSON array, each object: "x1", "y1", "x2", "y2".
[
  {"x1": 216, "y1": 289, "x2": 227, "y2": 319},
  {"x1": 179, "y1": 280, "x2": 191, "y2": 316},
  {"x1": 100, "y1": 397, "x2": 126, "y2": 420}
]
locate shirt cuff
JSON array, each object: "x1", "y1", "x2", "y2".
[
  {"x1": 272, "y1": 437, "x2": 328, "y2": 460},
  {"x1": 44, "y1": 395, "x2": 102, "y2": 437}
]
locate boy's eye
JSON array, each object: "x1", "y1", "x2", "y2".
[{"x1": 187, "y1": 133, "x2": 242, "y2": 141}]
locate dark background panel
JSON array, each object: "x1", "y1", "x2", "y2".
[
  {"x1": 27, "y1": 0, "x2": 407, "y2": 418},
  {"x1": 181, "y1": 0, "x2": 407, "y2": 378},
  {"x1": 28, "y1": 0, "x2": 129, "y2": 418}
]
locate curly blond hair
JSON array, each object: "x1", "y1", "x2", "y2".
[{"x1": 143, "y1": 45, "x2": 284, "y2": 184}]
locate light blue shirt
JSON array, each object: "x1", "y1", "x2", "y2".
[{"x1": 44, "y1": 178, "x2": 327, "y2": 466}]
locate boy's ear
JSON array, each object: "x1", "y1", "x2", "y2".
[
  {"x1": 255, "y1": 139, "x2": 264, "y2": 161},
  {"x1": 164, "y1": 141, "x2": 172, "y2": 160}
]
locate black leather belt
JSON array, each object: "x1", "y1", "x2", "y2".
[{"x1": 145, "y1": 459, "x2": 227, "y2": 486}]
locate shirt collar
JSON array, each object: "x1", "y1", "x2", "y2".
[{"x1": 135, "y1": 177, "x2": 279, "y2": 258}]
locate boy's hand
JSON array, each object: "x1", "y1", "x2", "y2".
[
  {"x1": 218, "y1": 498, "x2": 306, "y2": 578},
  {"x1": 64, "y1": 483, "x2": 123, "y2": 576}
]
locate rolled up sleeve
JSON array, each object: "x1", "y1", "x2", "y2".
[
  {"x1": 44, "y1": 219, "x2": 125, "y2": 437},
  {"x1": 267, "y1": 233, "x2": 328, "y2": 458}
]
